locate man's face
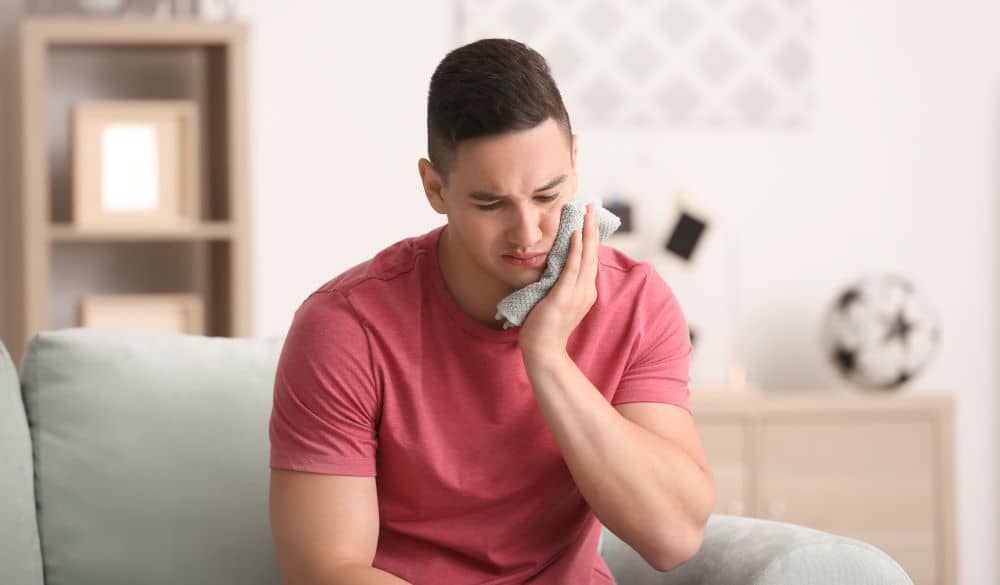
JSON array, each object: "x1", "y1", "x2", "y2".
[{"x1": 426, "y1": 118, "x2": 578, "y2": 294}]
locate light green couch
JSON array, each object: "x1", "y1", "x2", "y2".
[{"x1": 1, "y1": 329, "x2": 915, "y2": 585}]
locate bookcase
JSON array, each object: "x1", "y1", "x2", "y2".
[{"x1": 5, "y1": 18, "x2": 251, "y2": 365}]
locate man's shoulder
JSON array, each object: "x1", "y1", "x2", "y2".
[
  {"x1": 596, "y1": 245, "x2": 679, "y2": 317},
  {"x1": 312, "y1": 229, "x2": 435, "y2": 298},
  {"x1": 290, "y1": 228, "x2": 436, "y2": 331},
  {"x1": 597, "y1": 244, "x2": 656, "y2": 281}
]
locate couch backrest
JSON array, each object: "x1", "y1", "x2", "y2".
[
  {"x1": 0, "y1": 337, "x2": 45, "y2": 585},
  {"x1": 20, "y1": 329, "x2": 284, "y2": 585}
]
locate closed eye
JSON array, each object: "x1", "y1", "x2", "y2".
[{"x1": 478, "y1": 194, "x2": 559, "y2": 211}]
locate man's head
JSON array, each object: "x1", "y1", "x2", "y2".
[
  {"x1": 419, "y1": 38, "x2": 579, "y2": 298},
  {"x1": 425, "y1": 38, "x2": 573, "y2": 178}
]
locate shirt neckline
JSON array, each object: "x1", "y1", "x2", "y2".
[{"x1": 424, "y1": 224, "x2": 522, "y2": 344}]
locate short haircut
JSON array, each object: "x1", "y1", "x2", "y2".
[{"x1": 426, "y1": 38, "x2": 573, "y2": 181}]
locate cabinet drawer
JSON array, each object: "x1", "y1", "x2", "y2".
[
  {"x1": 758, "y1": 418, "x2": 937, "y2": 585},
  {"x1": 696, "y1": 418, "x2": 749, "y2": 516}
]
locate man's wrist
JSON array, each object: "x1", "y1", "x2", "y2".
[{"x1": 520, "y1": 343, "x2": 571, "y2": 372}]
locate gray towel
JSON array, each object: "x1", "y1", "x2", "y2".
[{"x1": 494, "y1": 199, "x2": 622, "y2": 330}]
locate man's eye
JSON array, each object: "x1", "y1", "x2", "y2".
[{"x1": 477, "y1": 194, "x2": 559, "y2": 211}]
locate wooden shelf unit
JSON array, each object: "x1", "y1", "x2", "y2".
[{"x1": 6, "y1": 18, "x2": 252, "y2": 365}]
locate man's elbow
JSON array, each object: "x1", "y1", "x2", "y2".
[{"x1": 643, "y1": 523, "x2": 706, "y2": 573}]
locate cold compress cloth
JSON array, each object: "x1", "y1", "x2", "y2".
[{"x1": 494, "y1": 199, "x2": 622, "y2": 330}]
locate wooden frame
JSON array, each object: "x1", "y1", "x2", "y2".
[
  {"x1": 73, "y1": 100, "x2": 200, "y2": 229},
  {"x1": 78, "y1": 293, "x2": 204, "y2": 335}
]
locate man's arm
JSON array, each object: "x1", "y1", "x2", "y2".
[
  {"x1": 516, "y1": 203, "x2": 713, "y2": 570},
  {"x1": 269, "y1": 469, "x2": 412, "y2": 585},
  {"x1": 522, "y1": 352, "x2": 715, "y2": 572}
]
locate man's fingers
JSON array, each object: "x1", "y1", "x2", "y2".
[
  {"x1": 578, "y1": 204, "x2": 599, "y2": 286},
  {"x1": 565, "y1": 229, "x2": 583, "y2": 277},
  {"x1": 553, "y1": 229, "x2": 582, "y2": 296}
]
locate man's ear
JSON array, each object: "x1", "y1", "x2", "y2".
[{"x1": 418, "y1": 158, "x2": 447, "y2": 215}]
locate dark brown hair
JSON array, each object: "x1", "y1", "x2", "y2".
[{"x1": 426, "y1": 38, "x2": 572, "y2": 180}]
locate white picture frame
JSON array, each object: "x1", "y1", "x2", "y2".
[{"x1": 72, "y1": 100, "x2": 200, "y2": 229}]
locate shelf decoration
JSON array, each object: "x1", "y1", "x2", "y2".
[
  {"x1": 24, "y1": 0, "x2": 240, "y2": 20},
  {"x1": 72, "y1": 100, "x2": 200, "y2": 230},
  {"x1": 604, "y1": 196, "x2": 633, "y2": 233},
  {"x1": 78, "y1": 293, "x2": 205, "y2": 335}
]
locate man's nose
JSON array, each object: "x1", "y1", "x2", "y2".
[{"x1": 508, "y1": 204, "x2": 545, "y2": 246}]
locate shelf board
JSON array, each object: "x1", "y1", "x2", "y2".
[
  {"x1": 49, "y1": 221, "x2": 235, "y2": 242},
  {"x1": 21, "y1": 17, "x2": 246, "y2": 46}
]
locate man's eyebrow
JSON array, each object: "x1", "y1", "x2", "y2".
[{"x1": 468, "y1": 174, "x2": 568, "y2": 201}]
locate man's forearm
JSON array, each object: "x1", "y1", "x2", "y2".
[
  {"x1": 326, "y1": 564, "x2": 412, "y2": 585},
  {"x1": 523, "y1": 349, "x2": 714, "y2": 570}
]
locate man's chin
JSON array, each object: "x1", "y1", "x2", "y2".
[{"x1": 501, "y1": 268, "x2": 545, "y2": 290}]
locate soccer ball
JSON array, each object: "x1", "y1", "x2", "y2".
[{"x1": 822, "y1": 274, "x2": 941, "y2": 390}]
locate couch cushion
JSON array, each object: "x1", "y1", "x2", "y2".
[
  {"x1": 0, "y1": 338, "x2": 44, "y2": 585},
  {"x1": 20, "y1": 329, "x2": 284, "y2": 585}
]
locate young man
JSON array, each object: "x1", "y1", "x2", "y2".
[{"x1": 268, "y1": 39, "x2": 715, "y2": 584}]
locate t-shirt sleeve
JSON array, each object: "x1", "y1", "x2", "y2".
[
  {"x1": 611, "y1": 264, "x2": 693, "y2": 414},
  {"x1": 269, "y1": 290, "x2": 380, "y2": 476}
]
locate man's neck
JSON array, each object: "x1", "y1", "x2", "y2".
[{"x1": 438, "y1": 226, "x2": 511, "y2": 330}]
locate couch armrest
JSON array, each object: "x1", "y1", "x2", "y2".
[
  {"x1": 0, "y1": 338, "x2": 45, "y2": 585},
  {"x1": 600, "y1": 514, "x2": 914, "y2": 585}
]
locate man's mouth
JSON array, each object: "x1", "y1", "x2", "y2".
[{"x1": 502, "y1": 253, "x2": 546, "y2": 267}]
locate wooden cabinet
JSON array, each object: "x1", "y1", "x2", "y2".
[
  {"x1": 697, "y1": 417, "x2": 751, "y2": 517},
  {"x1": 692, "y1": 392, "x2": 955, "y2": 585}
]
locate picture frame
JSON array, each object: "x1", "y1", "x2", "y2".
[
  {"x1": 77, "y1": 293, "x2": 205, "y2": 335},
  {"x1": 72, "y1": 100, "x2": 200, "y2": 229}
]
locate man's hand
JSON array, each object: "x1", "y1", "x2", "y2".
[{"x1": 519, "y1": 202, "x2": 600, "y2": 359}]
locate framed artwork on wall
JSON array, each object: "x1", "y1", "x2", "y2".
[
  {"x1": 77, "y1": 293, "x2": 205, "y2": 335},
  {"x1": 72, "y1": 100, "x2": 200, "y2": 229},
  {"x1": 455, "y1": 0, "x2": 816, "y2": 129}
]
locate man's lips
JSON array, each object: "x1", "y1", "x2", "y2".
[{"x1": 502, "y1": 252, "x2": 547, "y2": 267}]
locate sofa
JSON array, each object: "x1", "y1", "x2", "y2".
[{"x1": 1, "y1": 329, "x2": 915, "y2": 585}]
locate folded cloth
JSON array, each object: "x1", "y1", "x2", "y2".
[{"x1": 494, "y1": 199, "x2": 622, "y2": 330}]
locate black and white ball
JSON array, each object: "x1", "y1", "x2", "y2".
[{"x1": 822, "y1": 274, "x2": 941, "y2": 390}]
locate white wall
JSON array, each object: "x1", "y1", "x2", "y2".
[
  {"x1": 243, "y1": 1, "x2": 453, "y2": 336},
  {"x1": 239, "y1": 1, "x2": 1000, "y2": 583},
  {"x1": 0, "y1": 0, "x2": 994, "y2": 582}
]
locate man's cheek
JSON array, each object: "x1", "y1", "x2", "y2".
[{"x1": 544, "y1": 207, "x2": 563, "y2": 231}]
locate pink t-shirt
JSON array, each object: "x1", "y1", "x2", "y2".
[{"x1": 269, "y1": 224, "x2": 693, "y2": 584}]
